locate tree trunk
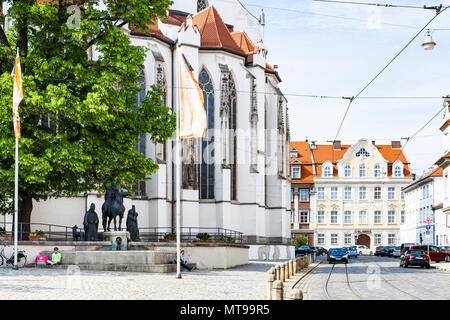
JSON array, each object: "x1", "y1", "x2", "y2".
[{"x1": 18, "y1": 198, "x2": 32, "y2": 240}]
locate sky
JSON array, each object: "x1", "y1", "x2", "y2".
[{"x1": 240, "y1": 0, "x2": 450, "y2": 176}]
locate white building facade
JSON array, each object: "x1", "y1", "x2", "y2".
[
  {"x1": 401, "y1": 168, "x2": 446, "y2": 246},
  {"x1": 2, "y1": 1, "x2": 292, "y2": 248}
]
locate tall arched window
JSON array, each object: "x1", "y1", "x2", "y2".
[
  {"x1": 133, "y1": 70, "x2": 147, "y2": 196},
  {"x1": 228, "y1": 75, "x2": 237, "y2": 201},
  {"x1": 199, "y1": 68, "x2": 215, "y2": 200},
  {"x1": 197, "y1": 0, "x2": 209, "y2": 12},
  {"x1": 155, "y1": 63, "x2": 167, "y2": 163}
]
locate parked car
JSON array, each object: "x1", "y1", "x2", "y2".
[
  {"x1": 400, "y1": 249, "x2": 431, "y2": 269},
  {"x1": 402, "y1": 245, "x2": 450, "y2": 262},
  {"x1": 381, "y1": 246, "x2": 395, "y2": 257},
  {"x1": 374, "y1": 246, "x2": 384, "y2": 256},
  {"x1": 327, "y1": 248, "x2": 349, "y2": 264},
  {"x1": 314, "y1": 246, "x2": 328, "y2": 256},
  {"x1": 343, "y1": 246, "x2": 358, "y2": 258},
  {"x1": 356, "y1": 245, "x2": 373, "y2": 256},
  {"x1": 439, "y1": 246, "x2": 450, "y2": 262},
  {"x1": 400, "y1": 243, "x2": 415, "y2": 252},
  {"x1": 392, "y1": 246, "x2": 401, "y2": 258},
  {"x1": 295, "y1": 246, "x2": 313, "y2": 256}
]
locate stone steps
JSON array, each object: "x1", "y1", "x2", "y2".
[{"x1": 33, "y1": 263, "x2": 177, "y2": 273}]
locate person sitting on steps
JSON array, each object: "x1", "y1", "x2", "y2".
[{"x1": 46, "y1": 247, "x2": 62, "y2": 265}]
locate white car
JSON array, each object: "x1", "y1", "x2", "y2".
[{"x1": 356, "y1": 245, "x2": 373, "y2": 256}]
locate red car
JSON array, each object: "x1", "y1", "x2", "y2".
[{"x1": 403, "y1": 245, "x2": 450, "y2": 262}]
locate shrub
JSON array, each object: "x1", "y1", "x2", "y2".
[{"x1": 294, "y1": 236, "x2": 308, "y2": 248}]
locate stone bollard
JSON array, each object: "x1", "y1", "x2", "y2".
[
  {"x1": 296, "y1": 258, "x2": 300, "y2": 272},
  {"x1": 280, "y1": 263, "x2": 285, "y2": 282},
  {"x1": 267, "y1": 271, "x2": 275, "y2": 300},
  {"x1": 293, "y1": 258, "x2": 297, "y2": 275},
  {"x1": 287, "y1": 288, "x2": 304, "y2": 300},
  {"x1": 272, "y1": 280, "x2": 284, "y2": 300},
  {"x1": 275, "y1": 265, "x2": 281, "y2": 281},
  {"x1": 284, "y1": 262, "x2": 289, "y2": 280},
  {"x1": 289, "y1": 259, "x2": 293, "y2": 277}
]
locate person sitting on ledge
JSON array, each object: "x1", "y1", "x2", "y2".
[
  {"x1": 46, "y1": 247, "x2": 62, "y2": 265},
  {"x1": 172, "y1": 249, "x2": 192, "y2": 271}
]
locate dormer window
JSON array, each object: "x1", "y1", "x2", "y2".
[
  {"x1": 322, "y1": 162, "x2": 333, "y2": 177},
  {"x1": 344, "y1": 165, "x2": 351, "y2": 177},
  {"x1": 291, "y1": 151, "x2": 298, "y2": 158},
  {"x1": 355, "y1": 148, "x2": 370, "y2": 158},
  {"x1": 393, "y1": 160, "x2": 404, "y2": 177},
  {"x1": 292, "y1": 167, "x2": 300, "y2": 179}
]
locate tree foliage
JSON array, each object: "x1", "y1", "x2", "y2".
[
  {"x1": 294, "y1": 236, "x2": 308, "y2": 248},
  {"x1": 0, "y1": 0, "x2": 175, "y2": 217}
]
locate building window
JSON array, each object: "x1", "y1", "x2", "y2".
[
  {"x1": 374, "y1": 234, "x2": 382, "y2": 245},
  {"x1": 300, "y1": 211, "x2": 309, "y2": 224},
  {"x1": 317, "y1": 187, "x2": 325, "y2": 200},
  {"x1": 401, "y1": 191, "x2": 405, "y2": 200},
  {"x1": 359, "y1": 164, "x2": 366, "y2": 177},
  {"x1": 317, "y1": 233, "x2": 325, "y2": 245},
  {"x1": 388, "y1": 234, "x2": 396, "y2": 245},
  {"x1": 155, "y1": 64, "x2": 168, "y2": 163},
  {"x1": 344, "y1": 211, "x2": 352, "y2": 224},
  {"x1": 356, "y1": 148, "x2": 370, "y2": 158},
  {"x1": 323, "y1": 165, "x2": 332, "y2": 177},
  {"x1": 250, "y1": 77, "x2": 258, "y2": 172},
  {"x1": 394, "y1": 166, "x2": 402, "y2": 177},
  {"x1": 300, "y1": 189, "x2": 309, "y2": 202},
  {"x1": 331, "y1": 233, "x2": 338, "y2": 245},
  {"x1": 401, "y1": 210, "x2": 406, "y2": 224},
  {"x1": 292, "y1": 167, "x2": 300, "y2": 179},
  {"x1": 199, "y1": 68, "x2": 215, "y2": 200},
  {"x1": 317, "y1": 211, "x2": 325, "y2": 224},
  {"x1": 330, "y1": 211, "x2": 338, "y2": 224},
  {"x1": 344, "y1": 234, "x2": 352, "y2": 245},
  {"x1": 374, "y1": 211, "x2": 382, "y2": 224},
  {"x1": 374, "y1": 164, "x2": 381, "y2": 177},
  {"x1": 290, "y1": 151, "x2": 297, "y2": 158},
  {"x1": 374, "y1": 187, "x2": 381, "y2": 200},
  {"x1": 359, "y1": 187, "x2": 367, "y2": 200},
  {"x1": 359, "y1": 210, "x2": 367, "y2": 224},
  {"x1": 388, "y1": 210, "x2": 396, "y2": 224},
  {"x1": 331, "y1": 187, "x2": 338, "y2": 200},
  {"x1": 344, "y1": 186, "x2": 352, "y2": 200},
  {"x1": 388, "y1": 187, "x2": 395, "y2": 200},
  {"x1": 344, "y1": 165, "x2": 351, "y2": 177}
]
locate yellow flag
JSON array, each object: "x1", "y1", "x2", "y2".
[
  {"x1": 179, "y1": 52, "x2": 206, "y2": 139},
  {"x1": 11, "y1": 51, "x2": 23, "y2": 139}
]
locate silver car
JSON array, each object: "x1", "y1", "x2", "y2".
[{"x1": 392, "y1": 246, "x2": 401, "y2": 258}]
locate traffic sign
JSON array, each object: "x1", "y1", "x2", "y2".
[
  {"x1": 425, "y1": 230, "x2": 431, "y2": 236},
  {"x1": 425, "y1": 217, "x2": 432, "y2": 224},
  {"x1": 425, "y1": 225, "x2": 431, "y2": 230}
]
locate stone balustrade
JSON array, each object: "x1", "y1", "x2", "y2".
[{"x1": 267, "y1": 255, "x2": 310, "y2": 300}]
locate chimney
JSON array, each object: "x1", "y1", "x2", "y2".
[
  {"x1": 333, "y1": 140, "x2": 341, "y2": 150},
  {"x1": 372, "y1": 140, "x2": 376, "y2": 145},
  {"x1": 391, "y1": 141, "x2": 401, "y2": 149},
  {"x1": 310, "y1": 141, "x2": 316, "y2": 150}
]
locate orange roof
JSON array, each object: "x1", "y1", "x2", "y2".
[
  {"x1": 231, "y1": 31, "x2": 256, "y2": 54},
  {"x1": 290, "y1": 141, "x2": 412, "y2": 179},
  {"x1": 290, "y1": 142, "x2": 314, "y2": 184},
  {"x1": 192, "y1": 7, "x2": 246, "y2": 57},
  {"x1": 430, "y1": 166, "x2": 443, "y2": 177},
  {"x1": 168, "y1": 12, "x2": 187, "y2": 26},
  {"x1": 129, "y1": 23, "x2": 174, "y2": 44}
]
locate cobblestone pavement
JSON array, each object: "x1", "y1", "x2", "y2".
[
  {"x1": 296, "y1": 256, "x2": 450, "y2": 300},
  {"x1": 0, "y1": 261, "x2": 278, "y2": 300}
]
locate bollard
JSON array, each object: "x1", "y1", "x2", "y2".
[
  {"x1": 293, "y1": 258, "x2": 297, "y2": 275},
  {"x1": 296, "y1": 257, "x2": 301, "y2": 272},
  {"x1": 284, "y1": 262, "x2": 289, "y2": 280},
  {"x1": 272, "y1": 280, "x2": 284, "y2": 300},
  {"x1": 289, "y1": 259, "x2": 293, "y2": 277},
  {"x1": 275, "y1": 265, "x2": 281, "y2": 281},
  {"x1": 267, "y1": 272, "x2": 275, "y2": 300},
  {"x1": 280, "y1": 263, "x2": 285, "y2": 282},
  {"x1": 287, "y1": 288, "x2": 304, "y2": 300}
]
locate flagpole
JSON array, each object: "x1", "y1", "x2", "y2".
[
  {"x1": 176, "y1": 48, "x2": 182, "y2": 279},
  {"x1": 13, "y1": 135, "x2": 18, "y2": 270}
]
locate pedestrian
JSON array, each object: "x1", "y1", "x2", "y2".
[
  {"x1": 46, "y1": 247, "x2": 62, "y2": 265},
  {"x1": 173, "y1": 249, "x2": 192, "y2": 271}
]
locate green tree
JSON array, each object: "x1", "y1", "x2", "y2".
[
  {"x1": 294, "y1": 236, "x2": 308, "y2": 248},
  {"x1": 0, "y1": 0, "x2": 175, "y2": 235}
]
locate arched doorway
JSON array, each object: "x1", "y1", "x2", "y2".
[{"x1": 356, "y1": 234, "x2": 371, "y2": 248}]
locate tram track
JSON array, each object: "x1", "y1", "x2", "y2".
[{"x1": 324, "y1": 263, "x2": 364, "y2": 300}]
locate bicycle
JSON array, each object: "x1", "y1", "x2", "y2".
[{"x1": 0, "y1": 243, "x2": 27, "y2": 268}]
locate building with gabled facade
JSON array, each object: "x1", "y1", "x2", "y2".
[
  {"x1": 3, "y1": 0, "x2": 292, "y2": 256},
  {"x1": 289, "y1": 139, "x2": 412, "y2": 250}
]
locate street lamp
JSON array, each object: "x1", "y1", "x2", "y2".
[{"x1": 421, "y1": 29, "x2": 436, "y2": 50}]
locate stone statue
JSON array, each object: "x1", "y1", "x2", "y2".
[
  {"x1": 126, "y1": 205, "x2": 139, "y2": 242},
  {"x1": 83, "y1": 203, "x2": 99, "y2": 241},
  {"x1": 102, "y1": 175, "x2": 128, "y2": 232}
]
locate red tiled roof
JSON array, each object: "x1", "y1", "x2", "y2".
[
  {"x1": 168, "y1": 13, "x2": 187, "y2": 26},
  {"x1": 192, "y1": 7, "x2": 246, "y2": 57},
  {"x1": 129, "y1": 23, "x2": 174, "y2": 44},
  {"x1": 290, "y1": 142, "x2": 314, "y2": 184}
]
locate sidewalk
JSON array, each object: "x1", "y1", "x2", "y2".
[{"x1": 431, "y1": 261, "x2": 450, "y2": 272}]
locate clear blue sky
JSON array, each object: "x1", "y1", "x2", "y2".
[{"x1": 242, "y1": 0, "x2": 450, "y2": 175}]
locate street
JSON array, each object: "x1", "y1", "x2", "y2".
[{"x1": 296, "y1": 255, "x2": 450, "y2": 300}]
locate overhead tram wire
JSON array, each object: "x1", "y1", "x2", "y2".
[
  {"x1": 312, "y1": 0, "x2": 444, "y2": 12},
  {"x1": 331, "y1": 5, "x2": 450, "y2": 145}
]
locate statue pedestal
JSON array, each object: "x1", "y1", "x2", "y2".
[{"x1": 103, "y1": 231, "x2": 130, "y2": 251}]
